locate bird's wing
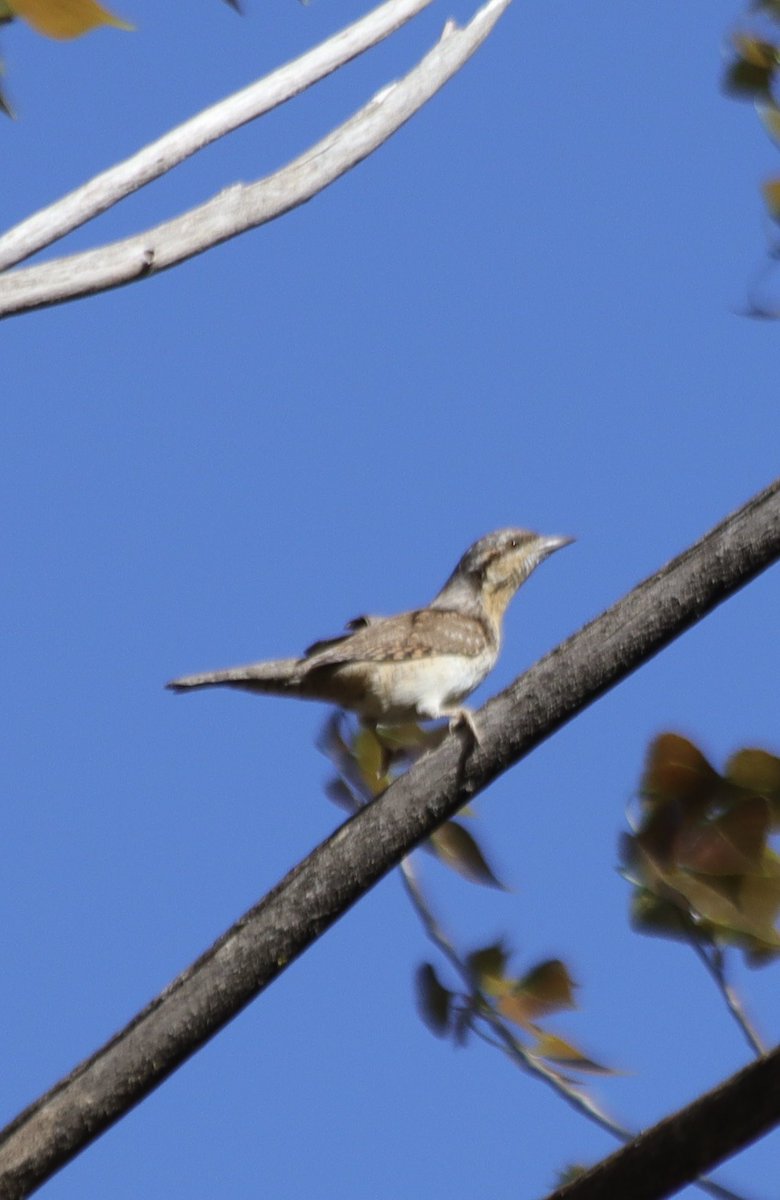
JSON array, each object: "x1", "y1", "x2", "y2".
[
  {"x1": 304, "y1": 615, "x2": 378, "y2": 657},
  {"x1": 304, "y1": 609, "x2": 489, "y2": 667}
]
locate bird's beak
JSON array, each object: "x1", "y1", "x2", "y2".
[{"x1": 538, "y1": 533, "x2": 575, "y2": 557}]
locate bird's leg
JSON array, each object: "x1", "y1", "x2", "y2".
[
  {"x1": 453, "y1": 707, "x2": 481, "y2": 748},
  {"x1": 436, "y1": 706, "x2": 481, "y2": 749}
]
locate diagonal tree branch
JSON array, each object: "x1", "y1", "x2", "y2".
[
  {"x1": 0, "y1": 478, "x2": 778, "y2": 1198},
  {"x1": 545, "y1": 1045, "x2": 780, "y2": 1200},
  {"x1": 0, "y1": 0, "x2": 511, "y2": 318},
  {"x1": 0, "y1": 0, "x2": 436, "y2": 273}
]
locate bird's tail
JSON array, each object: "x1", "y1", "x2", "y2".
[{"x1": 166, "y1": 658, "x2": 304, "y2": 697}]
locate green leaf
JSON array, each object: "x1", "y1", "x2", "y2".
[
  {"x1": 352, "y1": 725, "x2": 390, "y2": 797},
  {"x1": 723, "y1": 58, "x2": 775, "y2": 102},
  {"x1": 630, "y1": 889, "x2": 692, "y2": 943},
  {"x1": 466, "y1": 943, "x2": 509, "y2": 994},
  {"x1": 375, "y1": 722, "x2": 444, "y2": 752},
  {"x1": 660, "y1": 868, "x2": 780, "y2": 951},
  {"x1": 627, "y1": 843, "x2": 780, "y2": 955},
  {"x1": 727, "y1": 748, "x2": 780, "y2": 821}
]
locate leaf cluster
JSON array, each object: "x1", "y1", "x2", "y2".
[
  {"x1": 621, "y1": 733, "x2": 780, "y2": 962},
  {"x1": 321, "y1": 715, "x2": 609, "y2": 1083},
  {"x1": 416, "y1": 950, "x2": 608, "y2": 1079},
  {"x1": 724, "y1": 9, "x2": 780, "y2": 220}
]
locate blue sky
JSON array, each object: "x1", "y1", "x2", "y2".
[{"x1": 2, "y1": 1, "x2": 778, "y2": 1197}]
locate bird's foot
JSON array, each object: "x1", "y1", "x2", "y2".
[{"x1": 446, "y1": 706, "x2": 480, "y2": 748}]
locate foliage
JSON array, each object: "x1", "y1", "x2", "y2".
[
  {"x1": 724, "y1": 5, "x2": 780, "y2": 309},
  {"x1": 0, "y1": 0, "x2": 131, "y2": 39},
  {"x1": 322, "y1": 715, "x2": 611, "y2": 1088},
  {"x1": 622, "y1": 733, "x2": 780, "y2": 962},
  {"x1": 323, "y1": 717, "x2": 777, "y2": 1195}
]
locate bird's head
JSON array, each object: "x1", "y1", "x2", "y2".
[{"x1": 433, "y1": 528, "x2": 574, "y2": 624}]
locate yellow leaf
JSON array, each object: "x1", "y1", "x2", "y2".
[
  {"x1": 530, "y1": 1032, "x2": 611, "y2": 1074},
  {"x1": 7, "y1": 0, "x2": 132, "y2": 39},
  {"x1": 466, "y1": 943, "x2": 509, "y2": 995},
  {"x1": 728, "y1": 747, "x2": 780, "y2": 800},
  {"x1": 732, "y1": 34, "x2": 779, "y2": 70},
  {"x1": 352, "y1": 725, "x2": 390, "y2": 797}
]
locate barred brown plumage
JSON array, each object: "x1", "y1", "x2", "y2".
[{"x1": 167, "y1": 528, "x2": 573, "y2": 741}]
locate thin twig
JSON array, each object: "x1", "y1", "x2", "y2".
[
  {"x1": 400, "y1": 859, "x2": 751, "y2": 1200},
  {"x1": 400, "y1": 857, "x2": 627, "y2": 1131},
  {"x1": 685, "y1": 934, "x2": 767, "y2": 1058}
]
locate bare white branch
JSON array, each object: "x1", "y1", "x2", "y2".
[
  {"x1": 0, "y1": 0, "x2": 512, "y2": 318},
  {"x1": 0, "y1": 0, "x2": 436, "y2": 272}
]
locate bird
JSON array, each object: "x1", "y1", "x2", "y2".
[{"x1": 166, "y1": 528, "x2": 573, "y2": 740}]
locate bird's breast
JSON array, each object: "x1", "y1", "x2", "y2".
[{"x1": 334, "y1": 649, "x2": 496, "y2": 722}]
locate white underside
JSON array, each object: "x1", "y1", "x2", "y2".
[{"x1": 337, "y1": 651, "x2": 496, "y2": 722}]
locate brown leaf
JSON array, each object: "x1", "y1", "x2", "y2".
[
  {"x1": 323, "y1": 778, "x2": 360, "y2": 814},
  {"x1": 498, "y1": 959, "x2": 578, "y2": 1027},
  {"x1": 642, "y1": 734, "x2": 719, "y2": 809},
  {"x1": 416, "y1": 963, "x2": 452, "y2": 1037},
  {"x1": 516, "y1": 959, "x2": 577, "y2": 1017},
  {"x1": 673, "y1": 796, "x2": 770, "y2": 876},
  {"x1": 496, "y1": 992, "x2": 535, "y2": 1028},
  {"x1": 429, "y1": 821, "x2": 504, "y2": 889}
]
